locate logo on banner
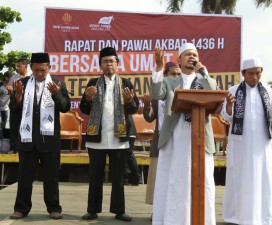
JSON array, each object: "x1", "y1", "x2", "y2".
[
  {"x1": 52, "y1": 13, "x2": 80, "y2": 32},
  {"x1": 62, "y1": 13, "x2": 72, "y2": 24},
  {"x1": 89, "y1": 15, "x2": 114, "y2": 31},
  {"x1": 98, "y1": 16, "x2": 114, "y2": 25}
]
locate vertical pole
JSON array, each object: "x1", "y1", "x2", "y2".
[
  {"x1": 1, "y1": 164, "x2": 4, "y2": 188},
  {"x1": 191, "y1": 105, "x2": 206, "y2": 225}
]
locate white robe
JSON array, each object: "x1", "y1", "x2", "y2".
[
  {"x1": 152, "y1": 74, "x2": 216, "y2": 225},
  {"x1": 221, "y1": 83, "x2": 272, "y2": 225}
]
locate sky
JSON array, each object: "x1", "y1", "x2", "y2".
[{"x1": 2, "y1": 0, "x2": 272, "y2": 84}]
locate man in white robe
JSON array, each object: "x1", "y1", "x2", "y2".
[
  {"x1": 221, "y1": 58, "x2": 272, "y2": 225},
  {"x1": 151, "y1": 43, "x2": 218, "y2": 225}
]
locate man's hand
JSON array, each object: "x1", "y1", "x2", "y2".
[
  {"x1": 122, "y1": 87, "x2": 134, "y2": 104},
  {"x1": 13, "y1": 80, "x2": 24, "y2": 103},
  {"x1": 5, "y1": 85, "x2": 14, "y2": 95},
  {"x1": 226, "y1": 92, "x2": 236, "y2": 116},
  {"x1": 47, "y1": 81, "x2": 61, "y2": 96},
  {"x1": 143, "y1": 94, "x2": 152, "y2": 110},
  {"x1": 154, "y1": 47, "x2": 164, "y2": 72},
  {"x1": 194, "y1": 61, "x2": 206, "y2": 74},
  {"x1": 85, "y1": 86, "x2": 97, "y2": 102}
]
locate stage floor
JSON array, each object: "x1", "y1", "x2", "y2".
[{"x1": 0, "y1": 182, "x2": 228, "y2": 225}]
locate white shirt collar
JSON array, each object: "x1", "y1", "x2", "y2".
[{"x1": 104, "y1": 74, "x2": 116, "y2": 83}]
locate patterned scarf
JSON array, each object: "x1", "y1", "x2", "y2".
[
  {"x1": 232, "y1": 81, "x2": 272, "y2": 138},
  {"x1": 184, "y1": 77, "x2": 204, "y2": 122},
  {"x1": 20, "y1": 74, "x2": 55, "y2": 142},
  {"x1": 87, "y1": 74, "x2": 126, "y2": 137}
]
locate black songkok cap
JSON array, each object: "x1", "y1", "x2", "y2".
[
  {"x1": 99, "y1": 47, "x2": 117, "y2": 61},
  {"x1": 31, "y1": 53, "x2": 50, "y2": 63}
]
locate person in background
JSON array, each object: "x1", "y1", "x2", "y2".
[
  {"x1": 151, "y1": 44, "x2": 218, "y2": 225},
  {"x1": 221, "y1": 58, "x2": 272, "y2": 225},
  {"x1": 124, "y1": 114, "x2": 142, "y2": 186},
  {"x1": 80, "y1": 47, "x2": 139, "y2": 222},
  {"x1": 9, "y1": 52, "x2": 71, "y2": 220},
  {"x1": 10, "y1": 58, "x2": 30, "y2": 84},
  {"x1": 143, "y1": 61, "x2": 181, "y2": 207},
  {"x1": 7, "y1": 58, "x2": 30, "y2": 152},
  {"x1": 0, "y1": 71, "x2": 14, "y2": 138}
]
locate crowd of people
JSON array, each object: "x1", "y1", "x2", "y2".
[{"x1": 2, "y1": 43, "x2": 272, "y2": 225}]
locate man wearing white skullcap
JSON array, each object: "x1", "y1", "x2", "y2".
[
  {"x1": 151, "y1": 43, "x2": 218, "y2": 225},
  {"x1": 221, "y1": 58, "x2": 272, "y2": 225}
]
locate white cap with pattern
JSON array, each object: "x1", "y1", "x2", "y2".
[
  {"x1": 242, "y1": 58, "x2": 263, "y2": 70},
  {"x1": 178, "y1": 43, "x2": 197, "y2": 56}
]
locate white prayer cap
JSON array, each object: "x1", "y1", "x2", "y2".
[
  {"x1": 178, "y1": 43, "x2": 197, "y2": 56},
  {"x1": 242, "y1": 58, "x2": 263, "y2": 70}
]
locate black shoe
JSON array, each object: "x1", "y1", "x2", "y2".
[
  {"x1": 49, "y1": 212, "x2": 63, "y2": 220},
  {"x1": 10, "y1": 212, "x2": 26, "y2": 219},
  {"x1": 82, "y1": 213, "x2": 98, "y2": 220},
  {"x1": 115, "y1": 213, "x2": 132, "y2": 222}
]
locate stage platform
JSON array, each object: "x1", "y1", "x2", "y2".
[
  {"x1": 0, "y1": 150, "x2": 226, "y2": 166},
  {"x1": 0, "y1": 181, "x2": 228, "y2": 225},
  {"x1": 0, "y1": 151, "x2": 226, "y2": 187}
]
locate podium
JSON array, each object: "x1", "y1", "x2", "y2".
[{"x1": 172, "y1": 89, "x2": 228, "y2": 225}]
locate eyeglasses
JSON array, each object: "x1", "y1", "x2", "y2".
[{"x1": 101, "y1": 60, "x2": 117, "y2": 65}]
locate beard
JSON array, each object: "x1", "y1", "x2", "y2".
[
  {"x1": 103, "y1": 67, "x2": 115, "y2": 77},
  {"x1": 185, "y1": 65, "x2": 194, "y2": 70}
]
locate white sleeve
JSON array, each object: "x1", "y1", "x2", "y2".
[
  {"x1": 220, "y1": 100, "x2": 233, "y2": 122},
  {"x1": 152, "y1": 67, "x2": 163, "y2": 83}
]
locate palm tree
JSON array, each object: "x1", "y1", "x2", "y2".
[{"x1": 166, "y1": 0, "x2": 272, "y2": 14}]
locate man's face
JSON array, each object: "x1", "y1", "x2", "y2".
[
  {"x1": 100, "y1": 56, "x2": 118, "y2": 77},
  {"x1": 15, "y1": 62, "x2": 27, "y2": 75},
  {"x1": 242, "y1": 67, "x2": 262, "y2": 87},
  {"x1": 177, "y1": 49, "x2": 199, "y2": 71},
  {"x1": 166, "y1": 67, "x2": 181, "y2": 77},
  {"x1": 30, "y1": 63, "x2": 50, "y2": 81}
]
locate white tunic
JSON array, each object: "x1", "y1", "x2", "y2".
[
  {"x1": 152, "y1": 73, "x2": 216, "y2": 225},
  {"x1": 221, "y1": 83, "x2": 272, "y2": 225}
]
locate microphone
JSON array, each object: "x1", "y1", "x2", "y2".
[{"x1": 192, "y1": 61, "x2": 207, "y2": 77}]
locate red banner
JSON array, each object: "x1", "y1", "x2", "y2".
[{"x1": 44, "y1": 8, "x2": 242, "y2": 130}]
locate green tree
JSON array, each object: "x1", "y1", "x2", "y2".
[
  {"x1": 0, "y1": 6, "x2": 22, "y2": 51},
  {"x1": 4, "y1": 51, "x2": 31, "y2": 71},
  {"x1": 166, "y1": 0, "x2": 272, "y2": 14},
  {"x1": 0, "y1": 6, "x2": 31, "y2": 78}
]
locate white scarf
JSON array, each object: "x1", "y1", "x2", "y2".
[{"x1": 20, "y1": 74, "x2": 55, "y2": 142}]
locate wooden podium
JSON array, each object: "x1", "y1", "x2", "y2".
[{"x1": 172, "y1": 89, "x2": 228, "y2": 225}]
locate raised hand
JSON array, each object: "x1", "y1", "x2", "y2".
[
  {"x1": 47, "y1": 81, "x2": 61, "y2": 96},
  {"x1": 122, "y1": 87, "x2": 134, "y2": 104},
  {"x1": 226, "y1": 92, "x2": 236, "y2": 116},
  {"x1": 84, "y1": 86, "x2": 97, "y2": 102},
  {"x1": 143, "y1": 94, "x2": 152, "y2": 109},
  {"x1": 154, "y1": 47, "x2": 164, "y2": 72},
  {"x1": 14, "y1": 80, "x2": 24, "y2": 103},
  {"x1": 194, "y1": 61, "x2": 206, "y2": 74}
]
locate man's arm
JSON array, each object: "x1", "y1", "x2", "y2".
[{"x1": 151, "y1": 48, "x2": 167, "y2": 100}]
